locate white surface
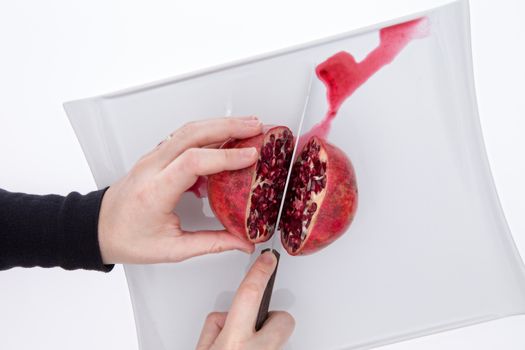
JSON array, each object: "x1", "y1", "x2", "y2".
[
  {"x1": 64, "y1": 2, "x2": 525, "y2": 349},
  {"x1": 0, "y1": 0, "x2": 524, "y2": 349}
]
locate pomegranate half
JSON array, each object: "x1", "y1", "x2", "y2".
[
  {"x1": 280, "y1": 136, "x2": 357, "y2": 255},
  {"x1": 207, "y1": 126, "x2": 294, "y2": 243}
]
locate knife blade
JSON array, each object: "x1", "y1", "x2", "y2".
[{"x1": 255, "y1": 70, "x2": 314, "y2": 331}]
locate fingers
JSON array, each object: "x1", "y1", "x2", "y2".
[
  {"x1": 155, "y1": 116, "x2": 262, "y2": 168},
  {"x1": 172, "y1": 230, "x2": 255, "y2": 261},
  {"x1": 158, "y1": 147, "x2": 258, "y2": 203},
  {"x1": 222, "y1": 251, "x2": 278, "y2": 337},
  {"x1": 254, "y1": 311, "x2": 295, "y2": 348},
  {"x1": 196, "y1": 312, "x2": 228, "y2": 350}
]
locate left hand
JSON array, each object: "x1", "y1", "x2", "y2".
[{"x1": 97, "y1": 116, "x2": 262, "y2": 264}]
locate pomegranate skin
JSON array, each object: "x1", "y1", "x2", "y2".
[
  {"x1": 283, "y1": 138, "x2": 358, "y2": 255},
  {"x1": 207, "y1": 136, "x2": 262, "y2": 241},
  {"x1": 207, "y1": 126, "x2": 292, "y2": 243}
]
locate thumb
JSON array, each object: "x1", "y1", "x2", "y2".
[{"x1": 173, "y1": 230, "x2": 255, "y2": 262}]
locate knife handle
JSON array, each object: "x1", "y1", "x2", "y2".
[{"x1": 255, "y1": 248, "x2": 281, "y2": 332}]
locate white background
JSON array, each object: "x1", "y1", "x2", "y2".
[{"x1": 0, "y1": 0, "x2": 524, "y2": 349}]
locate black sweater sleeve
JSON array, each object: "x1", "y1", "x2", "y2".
[{"x1": 0, "y1": 188, "x2": 113, "y2": 272}]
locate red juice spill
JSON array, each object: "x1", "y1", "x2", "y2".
[
  {"x1": 187, "y1": 176, "x2": 208, "y2": 198},
  {"x1": 187, "y1": 18, "x2": 428, "y2": 199},
  {"x1": 298, "y1": 17, "x2": 429, "y2": 148}
]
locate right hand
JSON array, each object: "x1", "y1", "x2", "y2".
[{"x1": 196, "y1": 251, "x2": 295, "y2": 350}]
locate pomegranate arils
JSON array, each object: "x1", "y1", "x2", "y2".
[
  {"x1": 280, "y1": 138, "x2": 327, "y2": 253},
  {"x1": 246, "y1": 129, "x2": 294, "y2": 241}
]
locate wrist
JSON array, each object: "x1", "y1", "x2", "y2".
[{"x1": 98, "y1": 186, "x2": 114, "y2": 265}]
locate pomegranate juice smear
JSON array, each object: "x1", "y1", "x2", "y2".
[{"x1": 300, "y1": 17, "x2": 429, "y2": 144}]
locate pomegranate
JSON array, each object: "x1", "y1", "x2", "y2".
[
  {"x1": 280, "y1": 136, "x2": 357, "y2": 255},
  {"x1": 208, "y1": 127, "x2": 357, "y2": 255},
  {"x1": 207, "y1": 126, "x2": 294, "y2": 243}
]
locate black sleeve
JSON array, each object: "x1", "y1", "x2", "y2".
[{"x1": 0, "y1": 188, "x2": 114, "y2": 272}]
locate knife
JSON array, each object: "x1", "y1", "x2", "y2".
[{"x1": 254, "y1": 71, "x2": 314, "y2": 331}]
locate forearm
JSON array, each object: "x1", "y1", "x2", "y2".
[{"x1": 0, "y1": 188, "x2": 113, "y2": 272}]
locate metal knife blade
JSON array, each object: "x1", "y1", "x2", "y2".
[
  {"x1": 255, "y1": 70, "x2": 314, "y2": 331},
  {"x1": 269, "y1": 71, "x2": 314, "y2": 251}
]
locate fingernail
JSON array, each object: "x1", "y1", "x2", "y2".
[
  {"x1": 244, "y1": 119, "x2": 261, "y2": 127},
  {"x1": 261, "y1": 251, "x2": 276, "y2": 266},
  {"x1": 238, "y1": 115, "x2": 258, "y2": 120},
  {"x1": 240, "y1": 147, "x2": 257, "y2": 158}
]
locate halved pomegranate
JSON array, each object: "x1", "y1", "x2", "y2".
[
  {"x1": 207, "y1": 127, "x2": 357, "y2": 254},
  {"x1": 207, "y1": 126, "x2": 294, "y2": 243},
  {"x1": 280, "y1": 136, "x2": 357, "y2": 255}
]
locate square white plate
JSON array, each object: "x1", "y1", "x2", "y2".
[{"x1": 64, "y1": 1, "x2": 525, "y2": 349}]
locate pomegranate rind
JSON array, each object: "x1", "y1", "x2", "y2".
[{"x1": 207, "y1": 126, "x2": 293, "y2": 243}]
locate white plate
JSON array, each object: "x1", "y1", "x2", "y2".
[{"x1": 64, "y1": 1, "x2": 525, "y2": 349}]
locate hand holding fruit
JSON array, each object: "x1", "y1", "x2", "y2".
[
  {"x1": 97, "y1": 113, "x2": 357, "y2": 264},
  {"x1": 97, "y1": 116, "x2": 262, "y2": 264}
]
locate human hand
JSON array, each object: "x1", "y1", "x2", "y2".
[
  {"x1": 98, "y1": 116, "x2": 263, "y2": 264},
  {"x1": 196, "y1": 251, "x2": 295, "y2": 350}
]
